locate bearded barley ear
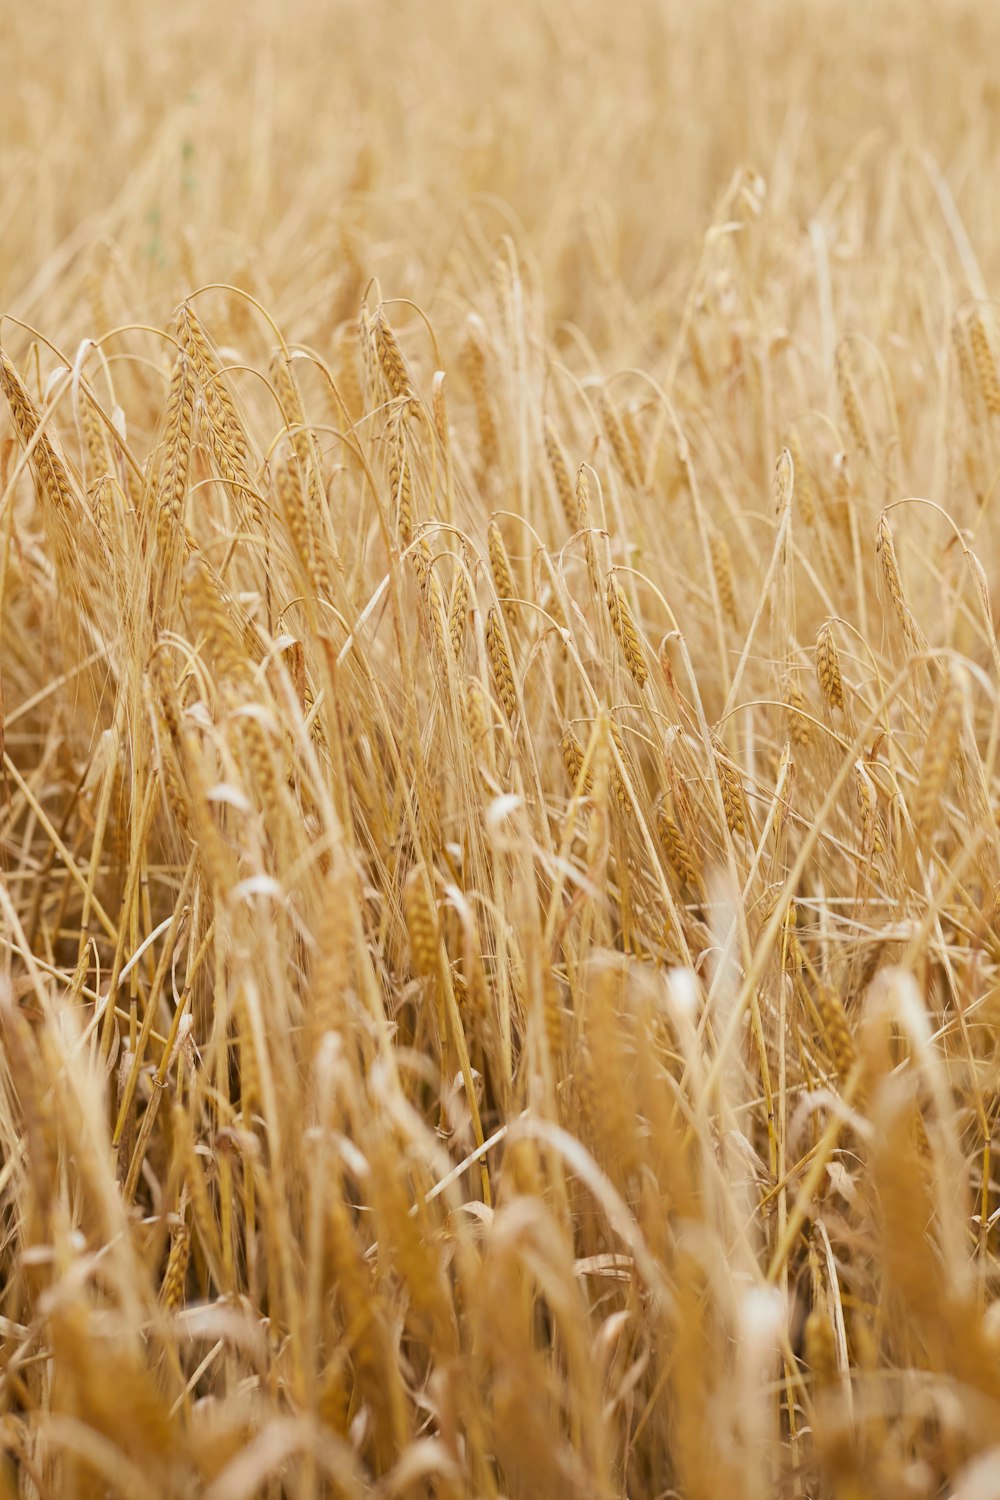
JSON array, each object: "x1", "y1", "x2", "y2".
[
  {"x1": 970, "y1": 309, "x2": 1000, "y2": 418},
  {"x1": 373, "y1": 309, "x2": 414, "y2": 402},
  {"x1": 404, "y1": 865, "x2": 439, "y2": 981},
  {"x1": 488, "y1": 519, "x2": 518, "y2": 627},
  {"x1": 783, "y1": 677, "x2": 813, "y2": 748},
  {"x1": 804, "y1": 1303, "x2": 838, "y2": 1390},
  {"x1": 0, "y1": 348, "x2": 78, "y2": 513},
  {"x1": 486, "y1": 608, "x2": 517, "y2": 721},
  {"x1": 544, "y1": 418, "x2": 576, "y2": 531},
  {"x1": 560, "y1": 725, "x2": 593, "y2": 795},
  {"x1": 709, "y1": 530, "x2": 738, "y2": 627},
  {"x1": 576, "y1": 463, "x2": 602, "y2": 599},
  {"x1": 913, "y1": 666, "x2": 963, "y2": 839},
  {"x1": 813, "y1": 983, "x2": 857, "y2": 1083},
  {"x1": 159, "y1": 1218, "x2": 192, "y2": 1309},
  {"x1": 786, "y1": 433, "x2": 814, "y2": 525},
  {"x1": 176, "y1": 303, "x2": 259, "y2": 517},
  {"x1": 816, "y1": 620, "x2": 845, "y2": 714},
  {"x1": 711, "y1": 734, "x2": 747, "y2": 838},
  {"x1": 155, "y1": 351, "x2": 195, "y2": 553},
  {"x1": 773, "y1": 445, "x2": 794, "y2": 514},
  {"x1": 855, "y1": 760, "x2": 885, "y2": 857},
  {"x1": 448, "y1": 567, "x2": 469, "y2": 661},
  {"x1": 606, "y1": 574, "x2": 648, "y2": 689},
  {"x1": 599, "y1": 387, "x2": 641, "y2": 487},
  {"x1": 464, "y1": 316, "x2": 498, "y2": 473},
  {"x1": 465, "y1": 677, "x2": 494, "y2": 773},
  {"x1": 656, "y1": 803, "x2": 701, "y2": 891},
  {"x1": 390, "y1": 418, "x2": 413, "y2": 544},
  {"x1": 432, "y1": 370, "x2": 449, "y2": 448},
  {"x1": 876, "y1": 511, "x2": 922, "y2": 650},
  {"x1": 836, "y1": 342, "x2": 874, "y2": 460}
]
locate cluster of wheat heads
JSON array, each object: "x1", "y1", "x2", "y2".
[{"x1": 6, "y1": 2, "x2": 1000, "y2": 1498}]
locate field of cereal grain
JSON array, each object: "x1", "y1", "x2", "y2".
[{"x1": 4, "y1": 3, "x2": 1000, "y2": 1495}]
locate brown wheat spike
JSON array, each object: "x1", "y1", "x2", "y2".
[
  {"x1": 656, "y1": 804, "x2": 700, "y2": 891},
  {"x1": 390, "y1": 419, "x2": 413, "y2": 544},
  {"x1": 448, "y1": 567, "x2": 469, "y2": 661},
  {"x1": 813, "y1": 983, "x2": 856, "y2": 1082},
  {"x1": 914, "y1": 667, "x2": 963, "y2": 838},
  {"x1": 606, "y1": 574, "x2": 648, "y2": 688},
  {"x1": 876, "y1": 511, "x2": 921, "y2": 649},
  {"x1": 335, "y1": 322, "x2": 363, "y2": 423},
  {"x1": 358, "y1": 305, "x2": 382, "y2": 412},
  {"x1": 183, "y1": 569, "x2": 276, "y2": 816},
  {"x1": 272, "y1": 355, "x2": 337, "y2": 585},
  {"x1": 709, "y1": 530, "x2": 738, "y2": 626},
  {"x1": 773, "y1": 444, "x2": 794, "y2": 514},
  {"x1": 155, "y1": 350, "x2": 195, "y2": 558},
  {"x1": 233, "y1": 987, "x2": 261, "y2": 1120},
  {"x1": 488, "y1": 519, "x2": 518, "y2": 626},
  {"x1": 183, "y1": 553, "x2": 247, "y2": 686},
  {"x1": 783, "y1": 677, "x2": 812, "y2": 748},
  {"x1": 0, "y1": 348, "x2": 77, "y2": 512},
  {"x1": 803, "y1": 1303, "x2": 838, "y2": 1390},
  {"x1": 464, "y1": 318, "x2": 498, "y2": 472},
  {"x1": 542, "y1": 967, "x2": 565, "y2": 1064},
  {"x1": 583, "y1": 965, "x2": 640, "y2": 1181},
  {"x1": 272, "y1": 349, "x2": 307, "y2": 439},
  {"x1": 576, "y1": 463, "x2": 602, "y2": 599},
  {"x1": 855, "y1": 760, "x2": 885, "y2": 856},
  {"x1": 835, "y1": 342, "x2": 873, "y2": 460},
  {"x1": 954, "y1": 316, "x2": 983, "y2": 426},
  {"x1": 954, "y1": 319, "x2": 989, "y2": 498},
  {"x1": 176, "y1": 303, "x2": 257, "y2": 503},
  {"x1": 622, "y1": 404, "x2": 645, "y2": 480},
  {"x1": 404, "y1": 865, "x2": 439, "y2": 980},
  {"x1": 160, "y1": 1219, "x2": 191, "y2": 1309},
  {"x1": 561, "y1": 725, "x2": 593, "y2": 795},
  {"x1": 712, "y1": 734, "x2": 747, "y2": 838},
  {"x1": 688, "y1": 316, "x2": 711, "y2": 390},
  {"x1": 816, "y1": 620, "x2": 845, "y2": 714},
  {"x1": 544, "y1": 418, "x2": 576, "y2": 531},
  {"x1": 608, "y1": 718, "x2": 633, "y2": 815},
  {"x1": 787, "y1": 432, "x2": 815, "y2": 526},
  {"x1": 486, "y1": 608, "x2": 517, "y2": 721},
  {"x1": 599, "y1": 387, "x2": 641, "y2": 486},
  {"x1": 276, "y1": 458, "x2": 320, "y2": 599},
  {"x1": 432, "y1": 370, "x2": 449, "y2": 449},
  {"x1": 411, "y1": 540, "x2": 447, "y2": 660},
  {"x1": 78, "y1": 382, "x2": 112, "y2": 480},
  {"x1": 465, "y1": 677, "x2": 494, "y2": 768},
  {"x1": 373, "y1": 309, "x2": 414, "y2": 402},
  {"x1": 3, "y1": 1011, "x2": 58, "y2": 1231},
  {"x1": 969, "y1": 309, "x2": 1000, "y2": 418},
  {"x1": 540, "y1": 551, "x2": 569, "y2": 639},
  {"x1": 88, "y1": 474, "x2": 120, "y2": 566},
  {"x1": 148, "y1": 665, "x2": 191, "y2": 833}
]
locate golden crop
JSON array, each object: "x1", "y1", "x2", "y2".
[{"x1": 3, "y1": 2, "x2": 1000, "y2": 1496}]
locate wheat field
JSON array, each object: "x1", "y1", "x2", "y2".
[{"x1": 4, "y1": 1, "x2": 1000, "y2": 1496}]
